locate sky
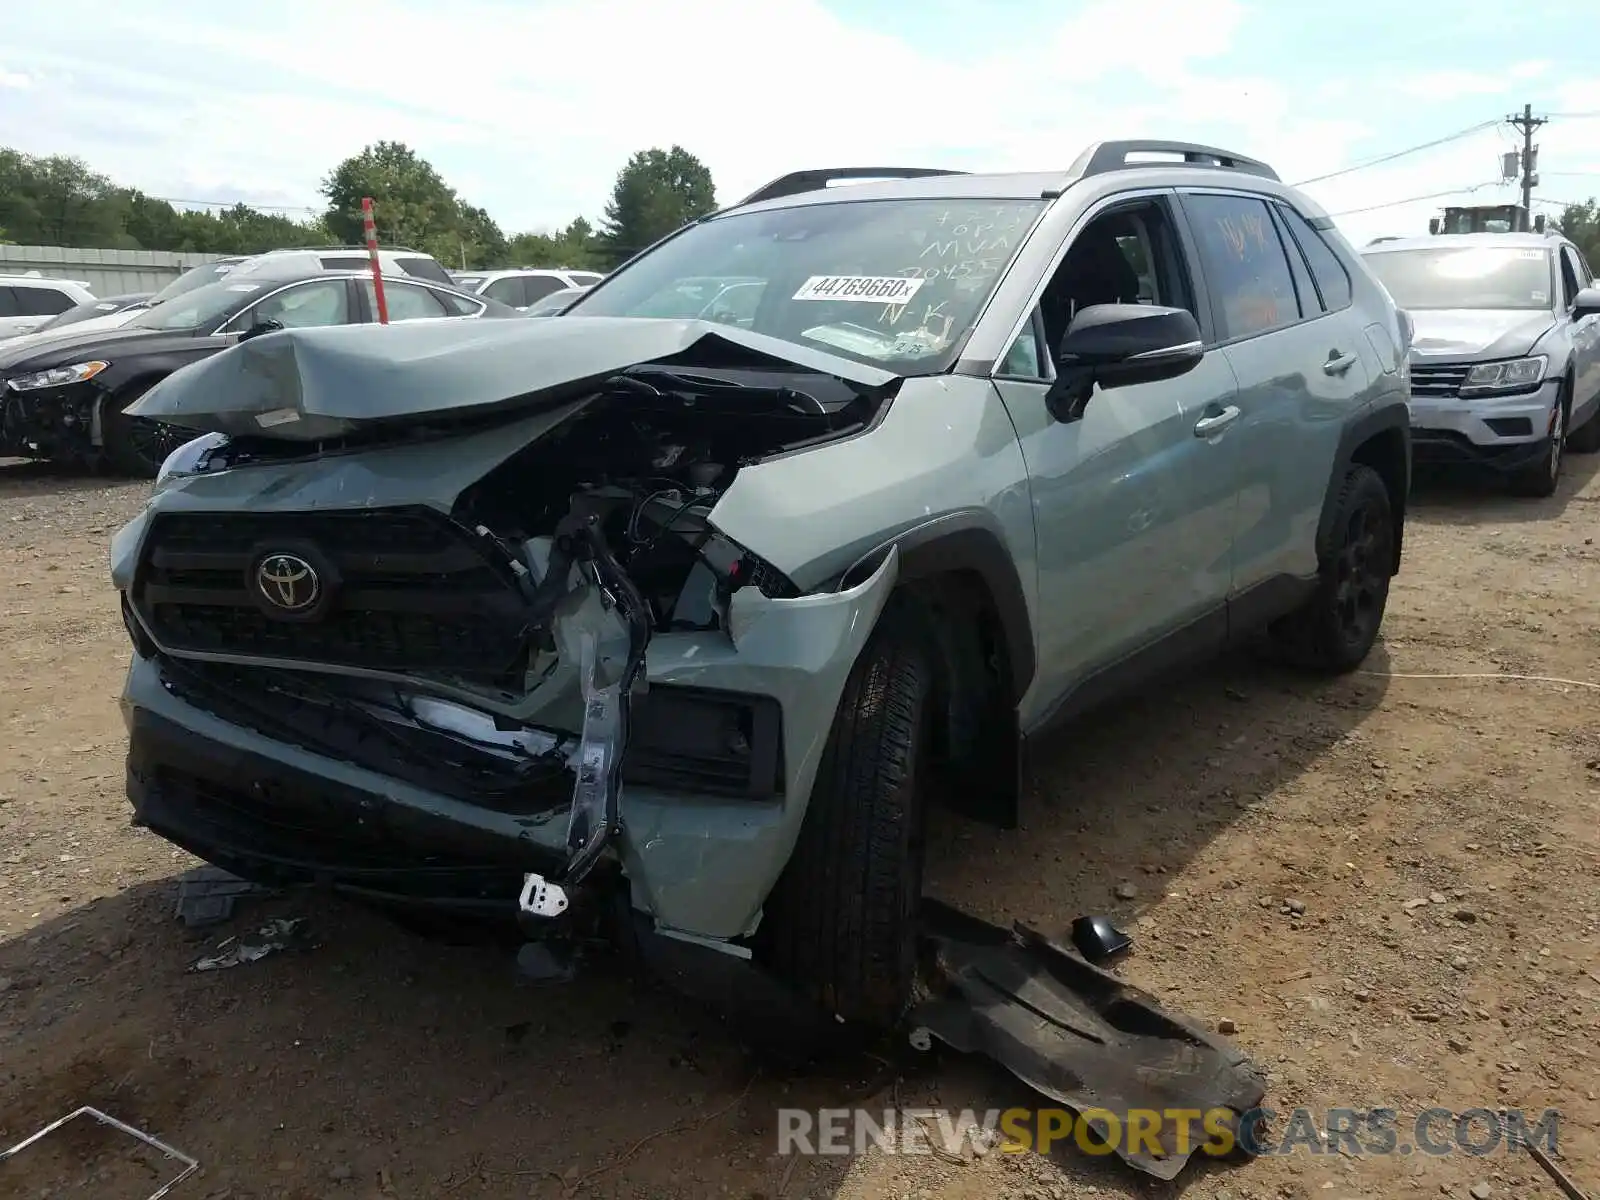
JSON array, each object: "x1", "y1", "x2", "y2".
[{"x1": 2, "y1": 0, "x2": 1599, "y2": 250}]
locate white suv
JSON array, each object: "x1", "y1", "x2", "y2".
[
  {"x1": 0, "y1": 275, "x2": 98, "y2": 340},
  {"x1": 229, "y1": 247, "x2": 458, "y2": 287},
  {"x1": 450, "y1": 268, "x2": 605, "y2": 310}
]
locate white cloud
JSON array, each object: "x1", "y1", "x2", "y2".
[
  {"x1": 0, "y1": 0, "x2": 1596, "y2": 252},
  {"x1": 0, "y1": 0, "x2": 1369, "y2": 233},
  {"x1": 0, "y1": 68, "x2": 32, "y2": 90}
]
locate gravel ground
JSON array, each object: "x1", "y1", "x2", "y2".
[{"x1": 0, "y1": 454, "x2": 1597, "y2": 1200}]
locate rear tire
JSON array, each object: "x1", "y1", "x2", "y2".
[
  {"x1": 101, "y1": 383, "x2": 187, "y2": 479},
  {"x1": 755, "y1": 604, "x2": 935, "y2": 1031},
  {"x1": 1269, "y1": 464, "x2": 1395, "y2": 674},
  {"x1": 1506, "y1": 392, "x2": 1565, "y2": 498}
]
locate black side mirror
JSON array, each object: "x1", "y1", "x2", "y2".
[
  {"x1": 1045, "y1": 303, "x2": 1204, "y2": 422},
  {"x1": 239, "y1": 318, "x2": 284, "y2": 342},
  {"x1": 1573, "y1": 287, "x2": 1600, "y2": 322}
]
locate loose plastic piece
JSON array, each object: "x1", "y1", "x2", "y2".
[{"x1": 1069, "y1": 913, "x2": 1133, "y2": 963}]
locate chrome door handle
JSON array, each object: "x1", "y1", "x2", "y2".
[
  {"x1": 1193, "y1": 405, "x2": 1241, "y2": 438},
  {"x1": 1324, "y1": 350, "x2": 1358, "y2": 376}
]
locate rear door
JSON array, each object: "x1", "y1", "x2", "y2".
[{"x1": 1174, "y1": 189, "x2": 1375, "y2": 595}]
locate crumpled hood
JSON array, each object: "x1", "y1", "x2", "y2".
[
  {"x1": 1406, "y1": 308, "x2": 1555, "y2": 362},
  {"x1": 126, "y1": 315, "x2": 900, "y2": 440}
]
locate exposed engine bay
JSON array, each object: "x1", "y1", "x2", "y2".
[{"x1": 130, "y1": 360, "x2": 889, "y2": 895}]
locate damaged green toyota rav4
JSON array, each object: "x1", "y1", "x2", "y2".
[{"x1": 112, "y1": 142, "x2": 1411, "y2": 1032}]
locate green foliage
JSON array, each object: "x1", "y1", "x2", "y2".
[
  {"x1": 1552, "y1": 200, "x2": 1600, "y2": 271},
  {"x1": 508, "y1": 217, "x2": 603, "y2": 270},
  {"x1": 598, "y1": 146, "x2": 717, "y2": 266},
  {"x1": 0, "y1": 141, "x2": 718, "y2": 273}
]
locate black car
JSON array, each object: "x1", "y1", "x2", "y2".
[
  {"x1": 32, "y1": 291, "x2": 155, "y2": 333},
  {"x1": 0, "y1": 268, "x2": 519, "y2": 476}
]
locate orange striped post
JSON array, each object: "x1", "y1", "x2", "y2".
[{"x1": 361, "y1": 197, "x2": 389, "y2": 324}]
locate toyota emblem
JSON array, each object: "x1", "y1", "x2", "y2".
[{"x1": 255, "y1": 552, "x2": 321, "y2": 612}]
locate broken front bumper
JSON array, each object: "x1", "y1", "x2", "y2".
[
  {"x1": 0, "y1": 382, "x2": 100, "y2": 460},
  {"x1": 118, "y1": 546, "x2": 899, "y2": 945}
]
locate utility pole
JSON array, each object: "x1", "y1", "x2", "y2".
[{"x1": 1507, "y1": 103, "x2": 1547, "y2": 230}]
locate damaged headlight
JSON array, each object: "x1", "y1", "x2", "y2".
[
  {"x1": 6, "y1": 360, "x2": 109, "y2": 391},
  {"x1": 1461, "y1": 355, "x2": 1546, "y2": 395},
  {"x1": 155, "y1": 431, "x2": 230, "y2": 488}
]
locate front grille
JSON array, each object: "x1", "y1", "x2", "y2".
[
  {"x1": 1409, "y1": 361, "x2": 1471, "y2": 398},
  {"x1": 133, "y1": 507, "x2": 532, "y2": 680}
]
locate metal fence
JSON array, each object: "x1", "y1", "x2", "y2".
[{"x1": 0, "y1": 245, "x2": 227, "y2": 297}]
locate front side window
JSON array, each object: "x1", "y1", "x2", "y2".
[
  {"x1": 565, "y1": 197, "x2": 1048, "y2": 371},
  {"x1": 1184, "y1": 192, "x2": 1303, "y2": 341},
  {"x1": 245, "y1": 279, "x2": 353, "y2": 329},
  {"x1": 1362, "y1": 247, "x2": 1553, "y2": 311}
]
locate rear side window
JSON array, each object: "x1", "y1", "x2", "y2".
[
  {"x1": 1184, "y1": 193, "x2": 1302, "y2": 341},
  {"x1": 16, "y1": 285, "x2": 75, "y2": 316},
  {"x1": 1276, "y1": 204, "x2": 1353, "y2": 311},
  {"x1": 569, "y1": 272, "x2": 604, "y2": 286},
  {"x1": 396, "y1": 256, "x2": 454, "y2": 285},
  {"x1": 0, "y1": 288, "x2": 18, "y2": 317},
  {"x1": 320, "y1": 255, "x2": 370, "y2": 271},
  {"x1": 435, "y1": 289, "x2": 483, "y2": 317},
  {"x1": 484, "y1": 277, "x2": 525, "y2": 306}
]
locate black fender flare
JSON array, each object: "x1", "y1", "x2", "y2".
[
  {"x1": 1316, "y1": 400, "x2": 1411, "y2": 573},
  {"x1": 846, "y1": 512, "x2": 1036, "y2": 703}
]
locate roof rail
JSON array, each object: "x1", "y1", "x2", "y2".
[
  {"x1": 257, "y1": 244, "x2": 426, "y2": 254},
  {"x1": 736, "y1": 167, "x2": 968, "y2": 207},
  {"x1": 1072, "y1": 140, "x2": 1280, "y2": 182}
]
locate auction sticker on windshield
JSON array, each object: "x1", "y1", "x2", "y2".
[{"x1": 793, "y1": 275, "x2": 925, "y2": 304}]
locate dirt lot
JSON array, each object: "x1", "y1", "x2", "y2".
[{"x1": 1, "y1": 455, "x2": 1597, "y2": 1200}]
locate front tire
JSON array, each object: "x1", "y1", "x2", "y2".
[
  {"x1": 756, "y1": 605, "x2": 935, "y2": 1030},
  {"x1": 101, "y1": 383, "x2": 187, "y2": 479},
  {"x1": 1269, "y1": 464, "x2": 1395, "y2": 673},
  {"x1": 1506, "y1": 393, "x2": 1565, "y2": 498}
]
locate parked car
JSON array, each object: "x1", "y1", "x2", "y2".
[
  {"x1": 1, "y1": 269, "x2": 515, "y2": 476},
  {"x1": 0, "y1": 275, "x2": 97, "y2": 340},
  {"x1": 32, "y1": 291, "x2": 154, "y2": 333},
  {"x1": 451, "y1": 268, "x2": 605, "y2": 310},
  {"x1": 235, "y1": 246, "x2": 458, "y2": 286},
  {"x1": 146, "y1": 257, "x2": 252, "y2": 306},
  {"x1": 522, "y1": 285, "x2": 589, "y2": 317},
  {"x1": 112, "y1": 142, "x2": 1410, "y2": 1036},
  {"x1": 1361, "y1": 231, "x2": 1600, "y2": 495}
]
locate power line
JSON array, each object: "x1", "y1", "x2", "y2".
[
  {"x1": 1326, "y1": 183, "x2": 1502, "y2": 218},
  {"x1": 1291, "y1": 120, "x2": 1500, "y2": 187}
]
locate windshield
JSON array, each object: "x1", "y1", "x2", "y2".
[
  {"x1": 148, "y1": 259, "x2": 245, "y2": 306},
  {"x1": 1363, "y1": 247, "x2": 1553, "y2": 311},
  {"x1": 40, "y1": 298, "x2": 131, "y2": 330},
  {"x1": 527, "y1": 286, "x2": 587, "y2": 316},
  {"x1": 127, "y1": 279, "x2": 267, "y2": 331},
  {"x1": 567, "y1": 197, "x2": 1048, "y2": 370}
]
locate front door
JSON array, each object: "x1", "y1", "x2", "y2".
[{"x1": 993, "y1": 193, "x2": 1243, "y2": 720}]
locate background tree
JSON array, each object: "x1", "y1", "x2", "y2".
[
  {"x1": 598, "y1": 146, "x2": 716, "y2": 266},
  {"x1": 321, "y1": 141, "x2": 508, "y2": 266},
  {"x1": 1553, "y1": 200, "x2": 1600, "y2": 269},
  {"x1": 509, "y1": 217, "x2": 603, "y2": 270}
]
